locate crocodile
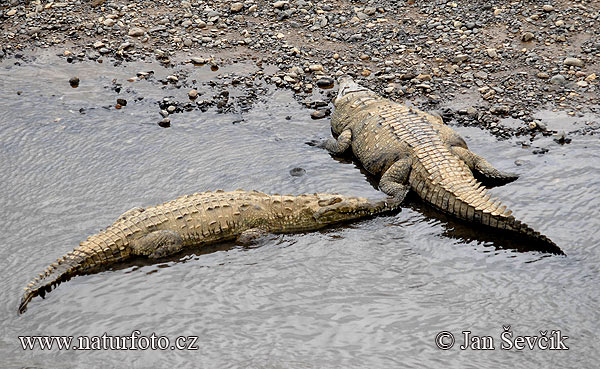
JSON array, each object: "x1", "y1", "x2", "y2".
[
  {"x1": 19, "y1": 189, "x2": 399, "y2": 313},
  {"x1": 315, "y1": 76, "x2": 561, "y2": 254}
]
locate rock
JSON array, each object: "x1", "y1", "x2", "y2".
[
  {"x1": 93, "y1": 41, "x2": 105, "y2": 49},
  {"x1": 585, "y1": 73, "x2": 597, "y2": 81},
  {"x1": 466, "y1": 107, "x2": 478, "y2": 117},
  {"x1": 103, "y1": 19, "x2": 115, "y2": 27},
  {"x1": 364, "y1": 7, "x2": 376, "y2": 15},
  {"x1": 289, "y1": 167, "x2": 306, "y2": 177},
  {"x1": 69, "y1": 76, "x2": 79, "y2": 87},
  {"x1": 6, "y1": 9, "x2": 17, "y2": 16},
  {"x1": 273, "y1": 1, "x2": 288, "y2": 9},
  {"x1": 167, "y1": 105, "x2": 177, "y2": 113},
  {"x1": 230, "y1": 2, "x2": 243, "y2": 12},
  {"x1": 190, "y1": 57, "x2": 207, "y2": 65},
  {"x1": 158, "y1": 118, "x2": 171, "y2": 128},
  {"x1": 486, "y1": 48, "x2": 498, "y2": 58},
  {"x1": 550, "y1": 74, "x2": 567, "y2": 85},
  {"x1": 542, "y1": 4, "x2": 554, "y2": 12},
  {"x1": 128, "y1": 27, "x2": 145, "y2": 37},
  {"x1": 563, "y1": 57, "x2": 584, "y2": 67},
  {"x1": 316, "y1": 77, "x2": 334, "y2": 88},
  {"x1": 117, "y1": 98, "x2": 127, "y2": 106},
  {"x1": 553, "y1": 131, "x2": 571, "y2": 144},
  {"x1": 183, "y1": 39, "x2": 193, "y2": 47},
  {"x1": 181, "y1": 20, "x2": 193, "y2": 28},
  {"x1": 188, "y1": 89, "x2": 198, "y2": 99},
  {"x1": 311, "y1": 110, "x2": 326, "y2": 119},
  {"x1": 521, "y1": 32, "x2": 535, "y2": 42},
  {"x1": 576, "y1": 81, "x2": 589, "y2": 88},
  {"x1": 452, "y1": 54, "x2": 469, "y2": 63},
  {"x1": 309, "y1": 64, "x2": 324, "y2": 72},
  {"x1": 474, "y1": 71, "x2": 488, "y2": 79},
  {"x1": 490, "y1": 105, "x2": 510, "y2": 115},
  {"x1": 361, "y1": 69, "x2": 371, "y2": 77},
  {"x1": 536, "y1": 72, "x2": 550, "y2": 79}
]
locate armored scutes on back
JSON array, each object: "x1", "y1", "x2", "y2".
[
  {"x1": 19, "y1": 190, "x2": 399, "y2": 313},
  {"x1": 316, "y1": 77, "x2": 561, "y2": 254}
]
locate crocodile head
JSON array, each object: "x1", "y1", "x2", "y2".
[
  {"x1": 331, "y1": 76, "x2": 371, "y2": 136},
  {"x1": 311, "y1": 194, "x2": 400, "y2": 227}
]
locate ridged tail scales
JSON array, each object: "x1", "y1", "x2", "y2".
[
  {"x1": 18, "y1": 231, "x2": 129, "y2": 314},
  {"x1": 384, "y1": 105, "x2": 562, "y2": 254}
]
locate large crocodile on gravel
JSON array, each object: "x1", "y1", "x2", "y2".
[
  {"x1": 314, "y1": 77, "x2": 561, "y2": 254},
  {"x1": 19, "y1": 189, "x2": 399, "y2": 313}
]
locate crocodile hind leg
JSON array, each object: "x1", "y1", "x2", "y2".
[
  {"x1": 379, "y1": 159, "x2": 411, "y2": 201},
  {"x1": 131, "y1": 230, "x2": 184, "y2": 259},
  {"x1": 450, "y1": 146, "x2": 519, "y2": 185}
]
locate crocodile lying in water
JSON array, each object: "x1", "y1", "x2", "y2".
[
  {"x1": 19, "y1": 190, "x2": 399, "y2": 313},
  {"x1": 315, "y1": 77, "x2": 561, "y2": 254}
]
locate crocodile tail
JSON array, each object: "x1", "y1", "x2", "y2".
[
  {"x1": 415, "y1": 178, "x2": 562, "y2": 254},
  {"x1": 19, "y1": 232, "x2": 129, "y2": 314}
]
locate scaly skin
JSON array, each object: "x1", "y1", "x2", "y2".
[
  {"x1": 19, "y1": 190, "x2": 399, "y2": 313},
  {"x1": 318, "y1": 77, "x2": 561, "y2": 254}
]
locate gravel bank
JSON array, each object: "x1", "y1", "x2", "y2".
[{"x1": 1, "y1": 0, "x2": 599, "y2": 137}]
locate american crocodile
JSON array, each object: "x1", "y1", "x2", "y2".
[
  {"x1": 19, "y1": 190, "x2": 399, "y2": 313},
  {"x1": 315, "y1": 77, "x2": 561, "y2": 253}
]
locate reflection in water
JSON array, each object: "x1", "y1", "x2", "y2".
[{"x1": 1, "y1": 52, "x2": 599, "y2": 368}]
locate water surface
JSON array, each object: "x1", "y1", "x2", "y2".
[{"x1": 1, "y1": 53, "x2": 599, "y2": 368}]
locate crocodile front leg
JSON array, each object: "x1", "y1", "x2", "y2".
[
  {"x1": 131, "y1": 230, "x2": 184, "y2": 259},
  {"x1": 379, "y1": 159, "x2": 412, "y2": 201},
  {"x1": 451, "y1": 146, "x2": 519, "y2": 186},
  {"x1": 316, "y1": 129, "x2": 352, "y2": 155}
]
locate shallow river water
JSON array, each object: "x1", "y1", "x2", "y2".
[{"x1": 1, "y1": 53, "x2": 599, "y2": 368}]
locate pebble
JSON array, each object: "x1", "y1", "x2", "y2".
[
  {"x1": 188, "y1": 89, "x2": 198, "y2": 99},
  {"x1": 316, "y1": 77, "x2": 334, "y2": 88},
  {"x1": 190, "y1": 57, "x2": 208, "y2": 65},
  {"x1": 230, "y1": 2, "x2": 243, "y2": 12},
  {"x1": 309, "y1": 64, "x2": 324, "y2": 72},
  {"x1": 158, "y1": 118, "x2": 171, "y2": 128},
  {"x1": 521, "y1": 32, "x2": 535, "y2": 42},
  {"x1": 474, "y1": 71, "x2": 488, "y2": 79},
  {"x1": 128, "y1": 27, "x2": 145, "y2": 37},
  {"x1": 536, "y1": 72, "x2": 550, "y2": 79},
  {"x1": 117, "y1": 98, "x2": 127, "y2": 106},
  {"x1": 542, "y1": 4, "x2": 554, "y2": 12},
  {"x1": 585, "y1": 73, "x2": 597, "y2": 81},
  {"x1": 6, "y1": 9, "x2": 17, "y2": 16},
  {"x1": 563, "y1": 57, "x2": 584, "y2": 67},
  {"x1": 550, "y1": 74, "x2": 567, "y2": 85},
  {"x1": 490, "y1": 105, "x2": 510, "y2": 115},
  {"x1": 69, "y1": 76, "x2": 79, "y2": 88},
  {"x1": 310, "y1": 110, "x2": 326, "y2": 119},
  {"x1": 273, "y1": 1, "x2": 288, "y2": 9},
  {"x1": 486, "y1": 48, "x2": 498, "y2": 58}
]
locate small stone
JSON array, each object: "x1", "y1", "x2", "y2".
[
  {"x1": 490, "y1": 105, "x2": 510, "y2": 115},
  {"x1": 6, "y1": 9, "x2": 17, "y2": 16},
  {"x1": 167, "y1": 106, "x2": 177, "y2": 113},
  {"x1": 383, "y1": 86, "x2": 394, "y2": 93},
  {"x1": 536, "y1": 72, "x2": 550, "y2": 79},
  {"x1": 309, "y1": 64, "x2": 324, "y2": 72},
  {"x1": 316, "y1": 77, "x2": 334, "y2": 88},
  {"x1": 361, "y1": 69, "x2": 371, "y2": 77},
  {"x1": 542, "y1": 4, "x2": 554, "y2": 12},
  {"x1": 486, "y1": 48, "x2": 498, "y2": 58},
  {"x1": 103, "y1": 19, "x2": 115, "y2": 27},
  {"x1": 474, "y1": 71, "x2": 488, "y2": 79},
  {"x1": 521, "y1": 32, "x2": 535, "y2": 42},
  {"x1": 273, "y1": 1, "x2": 288, "y2": 9},
  {"x1": 190, "y1": 57, "x2": 207, "y2": 65},
  {"x1": 183, "y1": 39, "x2": 193, "y2": 47},
  {"x1": 289, "y1": 167, "x2": 306, "y2": 177},
  {"x1": 452, "y1": 54, "x2": 469, "y2": 63},
  {"x1": 230, "y1": 2, "x2": 243, "y2": 12},
  {"x1": 117, "y1": 98, "x2": 127, "y2": 106},
  {"x1": 563, "y1": 57, "x2": 584, "y2": 67},
  {"x1": 332, "y1": 53, "x2": 339, "y2": 60},
  {"x1": 158, "y1": 118, "x2": 171, "y2": 128},
  {"x1": 364, "y1": 7, "x2": 376, "y2": 15},
  {"x1": 466, "y1": 107, "x2": 478, "y2": 117},
  {"x1": 69, "y1": 76, "x2": 79, "y2": 88},
  {"x1": 128, "y1": 27, "x2": 145, "y2": 37},
  {"x1": 550, "y1": 74, "x2": 567, "y2": 85},
  {"x1": 555, "y1": 20, "x2": 564, "y2": 27},
  {"x1": 585, "y1": 73, "x2": 597, "y2": 81},
  {"x1": 93, "y1": 41, "x2": 105, "y2": 49},
  {"x1": 160, "y1": 110, "x2": 169, "y2": 118},
  {"x1": 188, "y1": 89, "x2": 198, "y2": 99},
  {"x1": 311, "y1": 110, "x2": 326, "y2": 119},
  {"x1": 576, "y1": 81, "x2": 589, "y2": 88},
  {"x1": 181, "y1": 20, "x2": 193, "y2": 28}
]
